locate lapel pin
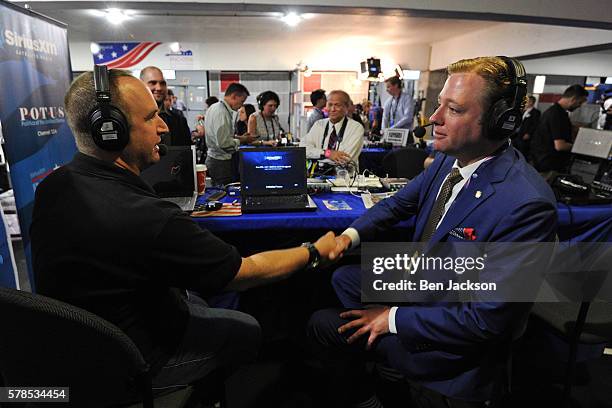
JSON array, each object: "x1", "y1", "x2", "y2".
[{"x1": 475, "y1": 190, "x2": 482, "y2": 198}]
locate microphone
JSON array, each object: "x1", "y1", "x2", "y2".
[
  {"x1": 413, "y1": 123, "x2": 434, "y2": 139},
  {"x1": 157, "y1": 143, "x2": 168, "y2": 156}
]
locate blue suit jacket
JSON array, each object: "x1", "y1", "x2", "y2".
[{"x1": 351, "y1": 146, "x2": 557, "y2": 400}]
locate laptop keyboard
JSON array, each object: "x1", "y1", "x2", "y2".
[{"x1": 244, "y1": 194, "x2": 308, "y2": 209}]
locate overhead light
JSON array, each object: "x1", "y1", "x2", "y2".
[
  {"x1": 533, "y1": 75, "x2": 546, "y2": 94},
  {"x1": 104, "y1": 8, "x2": 131, "y2": 25},
  {"x1": 90, "y1": 42, "x2": 100, "y2": 55},
  {"x1": 169, "y1": 42, "x2": 180, "y2": 53},
  {"x1": 303, "y1": 65, "x2": 312, "y2": 78},
  {"x1": 606, "y1": 77, "x2": 612, "y2": 85},
  {"x1": 280, "y1": 12, "x2": 302, "y2": 27}
]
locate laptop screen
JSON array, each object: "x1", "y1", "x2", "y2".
[
  {"x1": 572, "y1": 128, "x2": 612, "y2": 159},
  {"x1": 140, "y1": 146, "x2": 196, "y2": 197},
  {"x1": 240, "y1": 147, "x2": 307, "y2": 195}
]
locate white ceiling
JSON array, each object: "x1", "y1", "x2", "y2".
[{"x1": 28, "y1": 7, "x2": 498, "y2": 45}]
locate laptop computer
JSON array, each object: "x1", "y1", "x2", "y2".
[
  {"x1": 240, "y1": 147, "x2": 317, "y2": 213},
  {"x1": 572, "y1": 128, "x2": 612, "y2": 159},
  {"x1": 140, "y1": 145, "x2": 198, "y2": 211}
]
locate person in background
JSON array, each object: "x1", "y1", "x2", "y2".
[
  {"x1": 205, "y1": 83, "x2": 256, "y2": 186},
  {"x1": 357, "y1": 102, "x2": 371, "y2": 134},
  {"x1": 166, "y1": 89, "x2": 184, "y2": 117},
  {"x1": 300, "y1": 90, "x2": 364, "y2": 168},
  {"x1": 512, "y1": 95, "x2": 540, "y2": 159},
  {"x1": 248, "y1": 91, "x2": 283, "y2": 146},
  {"x1": 235, "y1": 103, "x2": 255, "y2": 138},
  {"x1": 140, "y1": 66, "x2": 191, "y2": 146},
  {"x1": 170, "y1": 89, "x2": 187, "y2": 113},
  {"x1": 381, "y1": 76, "x2": 415, "y2": 131},
  {"x1": 530, "y1": 84, "x2": 588, "y2": 174},
  {"x1": 597, "y1": 97, "x2": 612, "y2": 131},
  {"x1": 193, "y1": 96, "x2": 219, "y2": 164},
  {"x1": 369, "y1": 102, "x2": 383, "y2": 137},
  {"x1": 306, "y1": 89, "x2": 327, "y2": 133},
  {"x1": 348, "y1": 99, "x2": 365, "y2": 128}
]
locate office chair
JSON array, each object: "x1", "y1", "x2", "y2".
[
  {"x1": 0, "y1": 286, "x2": 153, "y2": 407},
  {"x1": 381, "y1": 147, "x2": 429, "y2": 179},
  {"x1": 530, "y1": 245, "x2": 612, "y2": 407}
]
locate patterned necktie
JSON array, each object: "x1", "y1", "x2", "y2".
[
  {"x1": 420, "y1": 168, "x2": 464, "y2": 242},
  {"x1": 327, "y1": 124, "x2": 338, "y2": 150}
]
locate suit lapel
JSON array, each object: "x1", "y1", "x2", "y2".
[{"x1": 425, "y1": 147, "x2": 518, "y2": 246}]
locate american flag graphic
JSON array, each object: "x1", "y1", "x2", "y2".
[{"x1": 93, "y1": 42, "x2": 162, "y2": 68}]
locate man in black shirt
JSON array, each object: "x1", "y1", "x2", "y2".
[
  {"x1": 531, "y1": 84, "x2": 588, "y2": 173},
  {"x1": 30, "y1": 69, "x2": 338, "y2": 403},
  {"x1": 140, "y1": 66, "x2": 191, "y2": 146}
]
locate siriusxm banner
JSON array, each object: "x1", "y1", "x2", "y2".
[{"x1": 0, "y1": 1, "x2": 77, "y2": 288}]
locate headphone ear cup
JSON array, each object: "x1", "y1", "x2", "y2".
[
  {"x1": 89, "y1": 105, "x2": 130, "y2": 151},
  {"x1": 486, "y1": 98, "x2": 522, "y2": 140}
]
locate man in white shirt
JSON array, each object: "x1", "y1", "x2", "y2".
[
  {"x1": 300, "y1": 90, "x2": 364, "y2": 171},
  {"x1": 204, "y1": 83, "x2": 256, "y2": 186},
  {"x1": 381, "y1": 76, "x2": 414, "y2": 131}
]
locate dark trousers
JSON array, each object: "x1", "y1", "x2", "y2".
[
  {"x1": 152, "y1": 294, "x2": 261, "y2": 393},
  {"x1": 308, "y1": 265, "x2": 497, "y2": 408},
  {"x1": 205, "y1": 156, "x2": 236, "y2": 187}
]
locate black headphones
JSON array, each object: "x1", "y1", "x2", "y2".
[
  {"x1": 256, "y1": 91, "x2": 280, "y2": 111},
  {"x1": 484, "y1": 56, "x2": 527, "y2": 140},
  {"x1": 89, "y1": 65, "x2": 130, "y2": 151}
]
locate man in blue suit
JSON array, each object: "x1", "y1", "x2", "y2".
[{"x1": 309, "y1": 57, "x2": 557, "y2": 408}]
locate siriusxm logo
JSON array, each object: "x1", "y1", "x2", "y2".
[{"x1": 3, "y1": 29, "x2": 58, "y2": 56}]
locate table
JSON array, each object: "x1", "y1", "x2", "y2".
[{"x1": 194, "y1": 191, "x2": 612, "y2": 253}]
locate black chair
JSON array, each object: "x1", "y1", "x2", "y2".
[
  {"x1": 381, "y1": 147, "x2": 429, "y2": 179},
  {"x1": 0, "y1": 286, "x2": 154, "y2": 407},
  {"x1": 530, "y1": 245, "x2": 612, "y2": 407}
]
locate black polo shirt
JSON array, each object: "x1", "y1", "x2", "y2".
[
  {"x1": 531, "y1": 103, "x2": 572, "y2": 172},
  {"x1": 31, "y1": 153, "x2": 241, "y2": 372}
]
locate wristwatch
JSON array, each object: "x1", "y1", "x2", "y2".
[{"x1": 301, "y1": 242, "x2": 321, "y2": 270}]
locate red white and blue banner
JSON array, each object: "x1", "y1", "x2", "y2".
[
  {"x1": 0, "y1": 0, "x2": 77, "y2": 288},
  {"x1": 93, "y1": 42, "x2": 195, "y2": 70}
]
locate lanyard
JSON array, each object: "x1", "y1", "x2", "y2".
[
  {"x1": 262, "y1": 115, "x2": 276, "y2": 139},
  {"x1": 390, "y1": 94, "x2": 401, "y2": 127},
  {"x1": 320, "y1": 117, "x2": 349, "y2": 149}
]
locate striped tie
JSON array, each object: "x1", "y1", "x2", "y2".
[{"x1": 420, "y1": 168, "x2": 463, "y2": 242}]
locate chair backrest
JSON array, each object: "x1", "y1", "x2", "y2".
[
  {"x1": 382, "y1": 147, "x2": 429, "y2": 179},
  {"x1": 0, "y1": 287, "x2": 150, "y2": 407}
]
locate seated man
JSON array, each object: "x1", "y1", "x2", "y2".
[
  {"x1": 300, "y1": 90, "x2": 364, "y2": 172},
  {"x1": 30, "y1": 68, "x2": 337, "y2": 404},
  {"x1": 308, "y1": 57, "x2": 557, "y2": 407}
]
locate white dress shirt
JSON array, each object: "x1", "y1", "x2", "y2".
[
  {"x1": 342, "y1": 155, "x2": 494, "y2": 334},
  {"x1": 299, "y1": 117, "x2": 364, "y2": 164}
]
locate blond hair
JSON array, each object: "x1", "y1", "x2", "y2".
[{"x1": 447, "y1": 57, "x2": 526, "y2": 114}]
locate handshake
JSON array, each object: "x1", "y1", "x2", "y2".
[{"x1": 311, "y1": 231, "x2": 354, "y2": 265}]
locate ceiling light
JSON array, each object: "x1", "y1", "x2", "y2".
[
  {"x1": 280, "y1": 12, "x2": 302, "y2": 27},
  {"x1": 169, "y1": 42, "x2": 180, "y2": 53},
  {"x1": 105, "y1": 8, "x2": 131, "y2": 25},
  {"x1": 90, "y1": 42, "x2": 100, "y2": 55},
  {"x1": 303, "y1": 66, "x2": 312, "y2": 78}
]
